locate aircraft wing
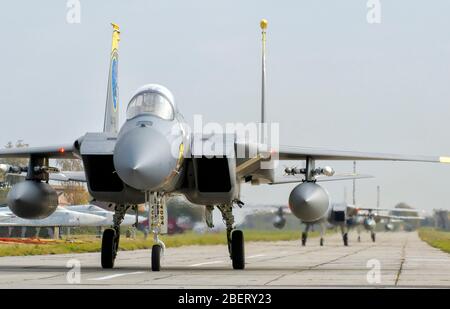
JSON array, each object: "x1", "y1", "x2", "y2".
[
  {"x1": 277, "y1": 145, "x2": 448, "y2": 163},
  {"x1": 357, "y1": 207, "x2": 420, "y2": 213},
  {"x1": 5, "y1": 171, "x2": 86, "y2": 183},
  {"x1": 0, "y1": 144, "x2": 77, "y2": 159},
  {"x1": 376, "y1": 214, "x2": 425, "y2": 221},
  {"x1": 269, "y1": 173, "x2": 373, "y2": 185}
]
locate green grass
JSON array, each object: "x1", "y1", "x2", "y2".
[
  {"x1": 0, "y1": 229, "x2": 311, "y2": 257},
  {"x1": 418, "y1": 228, "x2": 450, "y2": 254}
]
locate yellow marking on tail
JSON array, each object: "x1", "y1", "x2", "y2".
[{"x1": 111, "y1": 23, "x2": 120, "y2": 52}]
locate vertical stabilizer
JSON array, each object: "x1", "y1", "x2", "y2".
[{"x1": 103, "y1": 23, "x2": 120, "y2": 133}]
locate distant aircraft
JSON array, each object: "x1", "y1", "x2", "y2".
[
  {"x1": 347, "y1": 206, "x2": 424, "y2": 242},
  {"x1": 344, "y1": 177, "x2": 424, "y2": 242},
  {"x1": 245, "y1": 202, "x2": 357, "y2": 247},
  {"x1": 0, "y1": 206, "x2": 105, "y2": 228},
  {"x1": 0, "y1": 21, "x2": 449, "y2": 271},
  {"x1": 65, "y1": 204, "x2": 146, "y2": 227},
  {"x1": 0, "y1": 204, "x2": 146, "y2": 238}
]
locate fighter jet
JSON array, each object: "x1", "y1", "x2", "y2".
[
  {"x1": 65, "y1": 204, "x2": 146, "y2": 227},
  {"x1": 0, "y1": 206, "x2": 105, "y2": 227},
  {"x1": 345, "y1": 179, "x2": 424, "y2": 242},
  {"x1": 1, "y1": 21, "x2": 449, "y2": 271},
  {"x1": 246, "y1": 201, "x2": 357, "y2": 247},
  {"x1": 347, "y1": 206, "x2": 424, "y2": 242}
]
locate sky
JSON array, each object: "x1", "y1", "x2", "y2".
[{"x1": 0, "y1": 0, "x2": 450, "y2": 212}]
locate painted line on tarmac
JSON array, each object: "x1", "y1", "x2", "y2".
[
  {"x1": 247, "y1": 254, "x2": 266, "y2": 258},
  {"x1": 88, "y1": 271, "x2": 145, "y2": 281},
  {"x1": 190, "y1": 260, "x2": 225, "y2": 267},
  {"x1": 190, "y1": 254, "x2": 267, "y2": 267}
]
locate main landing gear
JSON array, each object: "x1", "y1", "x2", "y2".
[
  {"x1": 371, "y1": 231, "x2": 376, "y2": 243},
  {"x1": 101, "y1": 204, "x2": 129, "y2": 268},
  {"x1": 339, "y1": 224, "x2": 349, "y2": 246},
  {"x1": 217, "y1": 204, "x2": 245, "y2": 270},
  {"x1": 319, "y1": 222, "x2": 325, "y2": 246},
  {"x1": 301, "y1": 224, "x2": 311, "y2": 246},
  {"x1": 343, "y1": 233, "x2": 348, "y2": 246}
]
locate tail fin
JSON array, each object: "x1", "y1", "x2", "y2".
[{"x1": 103, "y1": 23, "x2": 120, "y2": 133}]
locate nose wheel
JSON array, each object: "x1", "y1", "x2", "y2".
[{"x1": 151, "y1": 244, "x2": 162, "y2": 271}]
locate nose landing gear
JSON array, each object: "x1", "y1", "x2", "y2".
[{"x1": 147, "y1": 191, "x2": 167, "y2": 271}]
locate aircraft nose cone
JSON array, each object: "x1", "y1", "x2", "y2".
[{"x1": 113, "y1": 126, "x2": 176, "y2": 191}]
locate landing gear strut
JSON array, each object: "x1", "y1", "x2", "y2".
[
  {"x1": 217, "y1": 204, "x2": 245, "y2": 270},
  {"x1": 101, "y1": 204, "x2": 129, "y2": 269},
  {"x1": 147, "y1": 192, "x2": 167, "y2": 271},
  {"x1": 301, "y1": 224, "x2": 311, "y2": 246},
  {"x1": 319, "y1": 222, "x2": 325, "y2": 246},
  {"x1": 147, "y1": 192, "x2": 166, "y2": 271}
]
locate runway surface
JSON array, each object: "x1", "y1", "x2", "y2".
[{"x1": 0, "y1": 231, "x2": 449, "y2": 288}]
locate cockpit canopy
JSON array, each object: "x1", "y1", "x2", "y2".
[{"x1": 126, "y1": 84, "x2": 175, "y2": 120}]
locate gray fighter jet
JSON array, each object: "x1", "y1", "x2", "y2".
[
  {"x1": 0, "y1": 21, "x2": 449, "y2": 271},
  {"x1": 65, "y1": 204, "x2": 146, "y2": 227},
  {"x1": 0, "y1": 206, "x2": 105, "y2": 227}
]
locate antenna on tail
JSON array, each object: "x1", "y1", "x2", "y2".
[
  {"x1": 260, "y1": 19, "x2": 268, "y2": 144},
  {"x1": 377, "y1": 185, "x2": 380, "y2": 210},
  {"x1": 352, "y1": 161, "x2": 356, "y2": 205}
]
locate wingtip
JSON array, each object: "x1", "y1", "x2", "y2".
[{"x1": 439, "y1": 156, "x2": 450, "y2": 163}]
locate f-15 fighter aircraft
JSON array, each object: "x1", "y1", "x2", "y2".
[{"x1": 0, "y1": 21, "x2": 448, "y2": 271}]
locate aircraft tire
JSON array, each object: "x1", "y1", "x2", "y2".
[
  {"x1": 231, "y1": 230, "x2": 245, "y2": 270},
  {"x1": 151, "y1": 244, "x2": 161, "y2": 271},
  {"x1": 101, "y1": 228, "x2": 116, "y2": 269},
  {"x1": 343, "y1": 233, "x2": 349, "y2": 246},
  {"x1": 301, "y1": 232, "x2": 307, "y2": 246}
]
